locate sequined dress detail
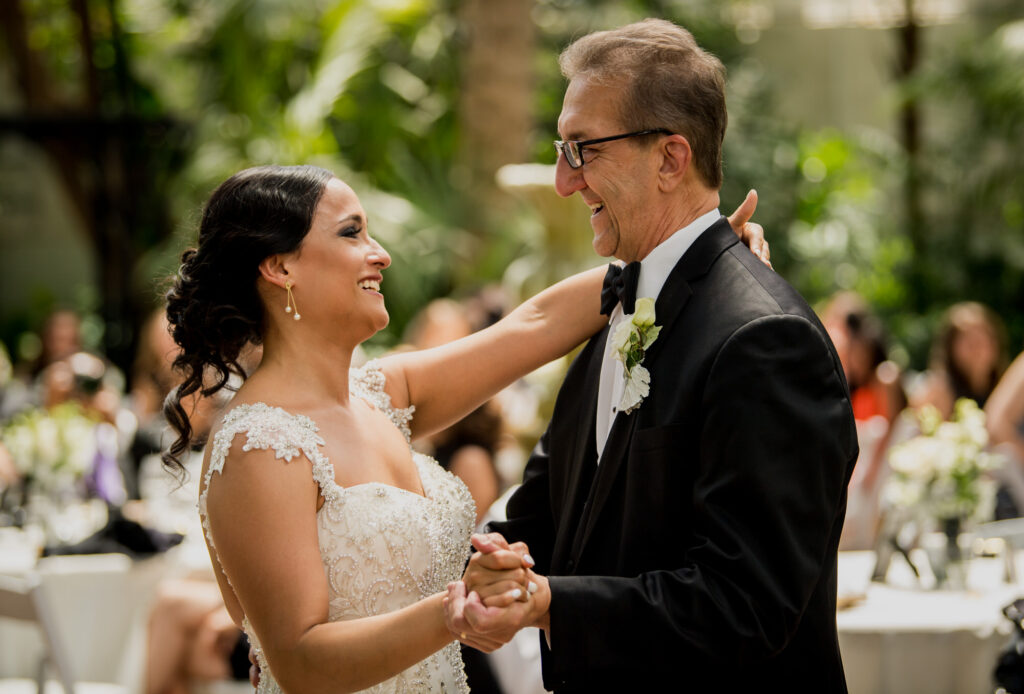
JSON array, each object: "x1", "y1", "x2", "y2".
[{"x1": 198, "y1": 362, "x2": 475, "y2": 693}]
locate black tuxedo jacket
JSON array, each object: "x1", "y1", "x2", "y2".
[{"x1": 490, "y1": 218, "x2": 858, "y2": 693}]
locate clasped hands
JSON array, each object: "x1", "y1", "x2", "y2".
[{"x1": 443, "y1": 533, "x2": 550, "y2": 653}]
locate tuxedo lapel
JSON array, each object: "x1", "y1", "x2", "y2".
[
  {"x1": 574, "y1": 406, "x2": 640, "y2": 556},
  {"x1": 551, "y1": 325, "x2": 607, "y2": 569},
  {"x1": 571, "y1": 218, "x2": 741, "y2": 558},
  {"x1": 643, "y1": 217, "x2": 738, "y2": 364}
]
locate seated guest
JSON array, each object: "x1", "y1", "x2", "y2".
[
  {"x1": 911, "y1": 301, "x2": 1008, "y2": 418},
  {"x1": 26, "y1": 309, "x2": 83, "y2": 381},
  {"x1": 821, "y1": 292, "x2": 906, "y2": 549},
  {"x1": 402, "y1": 297, "x2": 505, "y2": 525},
  {"x1": 35, "y1": 351, "x2": 132, "y2": 505},
  {"x1": 145, "y1": 578, "x2": 249, "y2": 694},
  {"x1": 130, "y1": 310, "x2": 182, "y2": 440}
]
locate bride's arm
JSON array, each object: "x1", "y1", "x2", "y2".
[
  {"x1": 205, "y1": 445, "x2": 505, "y2": 694},
  {"x1": 380, "y1": 266, "x2": 607, "y2": 440}
]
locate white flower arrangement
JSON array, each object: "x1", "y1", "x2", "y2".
[
  {"x1": 609, "y1": 297, "x2": 661, "y2": 414},
  {"x1": 884, "y1": 398, "x2": 1002, "y2": 524},
  {"x1": 2, "y1": 402, "x2": 99, "y2": 494}
]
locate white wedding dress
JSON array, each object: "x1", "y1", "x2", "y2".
[{"x1": 198, "y1": 362, "x2": 475, "y2": 693}]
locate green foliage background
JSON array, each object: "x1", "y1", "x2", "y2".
[{"x1": 5, "y1": 0, "x2": 1024, "y2": 370}]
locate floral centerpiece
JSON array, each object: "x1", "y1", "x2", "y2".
[
  {"x1": 883, "y1": 398, "x2": 1003, "y2": 586},
  {"x1": 885, "y1": 398, "x2": 1001, "y2": 523},
  {"x1": 1, "y1": 402, "x2": 99, "y2": 505}
]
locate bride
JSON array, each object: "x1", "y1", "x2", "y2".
[{"x1": 162, "y1": 165, "x2": 764, "y2": 693}]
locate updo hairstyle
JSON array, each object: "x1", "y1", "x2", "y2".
[{"x1": 162, "y1": 165, "x2": 334, "y2": 472}]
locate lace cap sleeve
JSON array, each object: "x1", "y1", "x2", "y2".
[
  {"x1": 198, "y1": 403, "x2": 329, "y2": 547},
  {"x1": 350, "y1": 359, "x2": 416, "y2": 442}
]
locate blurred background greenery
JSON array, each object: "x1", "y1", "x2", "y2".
[{"x1": 1, "y1": 0, "x2": 1022, "y2": 377}]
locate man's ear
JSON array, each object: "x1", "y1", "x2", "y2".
[
  {"x1": 258, "y1": 254, "x2": 291, "y2": 288},
  {"x1": 657, "y1": 135, "x2": 691, "y2": 192}
]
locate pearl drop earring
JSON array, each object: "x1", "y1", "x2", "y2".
[{"x1": 285, "y1": 281, "x2": 301, "y2": 320}]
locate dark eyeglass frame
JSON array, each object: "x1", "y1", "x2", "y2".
[{"x1": 553, "y1": 128, "x2": 673, "y2": 169}]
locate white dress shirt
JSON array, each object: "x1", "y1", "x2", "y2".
[{"x1": 595, "y1": 208, "x2": 721, "y2": 458}]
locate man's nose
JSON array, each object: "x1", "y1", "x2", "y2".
[{"x1": 553, "y1": 154, "x2": 586, "y2": 198}]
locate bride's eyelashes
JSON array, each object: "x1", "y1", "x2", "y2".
[{"x1": 338, "y1": 225, "x2": 361, "y2": 238}]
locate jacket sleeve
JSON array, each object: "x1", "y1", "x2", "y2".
[{"x1": 545, "y1": 313, "x2": 857, "y2": 674}]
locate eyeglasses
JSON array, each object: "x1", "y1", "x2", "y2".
[{"x1": 553, "y1": 129, "x2": 673, "y2": 169}]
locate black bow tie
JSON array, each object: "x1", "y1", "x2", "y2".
[{"x1": 600, "y1": 261, "x2": 641, "y2": 316}]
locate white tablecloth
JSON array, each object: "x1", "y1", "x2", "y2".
[
  {"x1": 838, "y1": 550, "x2": 1020, "y2": 694},
  {"x1": 0, "y1": 518, "x2": 213, "y2": 690}
]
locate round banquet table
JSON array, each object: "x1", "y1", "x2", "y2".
[{"x1": 838, "y1": 548, "x2": 1021, "y2": 694}]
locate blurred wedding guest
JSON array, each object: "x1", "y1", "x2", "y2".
[
  {"x1": 132, "y1": 308, "x2": 264, "y2": 500},
  {"x1": 131, "y1": 310, "x2": 182, "y2": 433},
  {"x1": 986, "y1": 349, "x2": 1024, "y2": 518},
  {"x1": 27, "y1": 309, "x2": 83, "y2": 380},
  {"x1": 145, "y1": 578, "x2": 249, "y2": 694},
  {"x1": 38, "y1": 351, "x2": 133, "y2": 504},
  {"x1": 403, "y1": 298, "x2": 504, "y2": 525},
  {"x1": 821, "y1": 292, "x2": 906, "y2": 549},
  {"x1": 40, "y1": 351, "x2": 123, "y2": 419},
  {"x1": 129, "y1": 310, "x2": 198, "y2": 495},
  {"x1": 912, "y1": 301, "x2": 1008, "y2": 418}
]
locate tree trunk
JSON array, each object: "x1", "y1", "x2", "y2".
[
  {"x1": 456, "y1": 0, "x2": 536, "y2": 220},
  {"x1": 898, "y1": 0, "x2": 926, "y2": 312}
]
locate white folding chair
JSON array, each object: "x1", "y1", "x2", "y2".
[{"x1": 0, "y1": 574, "x2": 124, "y2": 694}]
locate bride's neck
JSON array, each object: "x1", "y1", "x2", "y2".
[{"x1": 254, "y1": 323, "x2": 356, "y2": 407}]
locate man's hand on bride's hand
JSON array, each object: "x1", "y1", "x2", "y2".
[
  {"x1": 443, "y1": 533, "x2": 552, "y2": 650},
  {"x1": 443, "y1": 581, "x2": 515, "y2": 652},
  {"x1": 727, "y1": 189, "x2": 772, "y2": 268},
  {"x1": 443, "y1": 574, "x2": 551, "y2": 652}
]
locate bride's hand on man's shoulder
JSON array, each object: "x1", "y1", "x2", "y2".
[{"x1": 728, "y1": 189, "x2": 772, "y2": 268}]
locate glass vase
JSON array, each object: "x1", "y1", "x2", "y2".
[{"x1": 929, "y1": 516, "x2": 967, "y2": 590}]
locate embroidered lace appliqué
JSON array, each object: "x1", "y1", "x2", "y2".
[{"x1": 198, "y1": 361, "x2": 475, "y2": 693}]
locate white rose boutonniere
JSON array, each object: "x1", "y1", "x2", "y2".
[{"x1": 610, "y1": 297, "x2": 661, "y2": 414}]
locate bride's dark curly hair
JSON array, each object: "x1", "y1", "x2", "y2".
[{"x1": 162, "y1": 165, "x2": 334, "y2": 473}]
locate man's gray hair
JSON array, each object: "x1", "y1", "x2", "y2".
[{"x1": 559, "y1": 19, "x2": 727, "y2": 189}]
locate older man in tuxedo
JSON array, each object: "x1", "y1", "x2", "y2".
[{"x1": 445, "y1": 18, "x2": 858, "y2": 693}]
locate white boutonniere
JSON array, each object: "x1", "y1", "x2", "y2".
[{"x1": 609, "y1": 297, "x2": 661, "y2": 414}]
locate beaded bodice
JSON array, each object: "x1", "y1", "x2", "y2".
[{"x1": 198, "y1": 361, "x2": 475, "y2": 693}]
